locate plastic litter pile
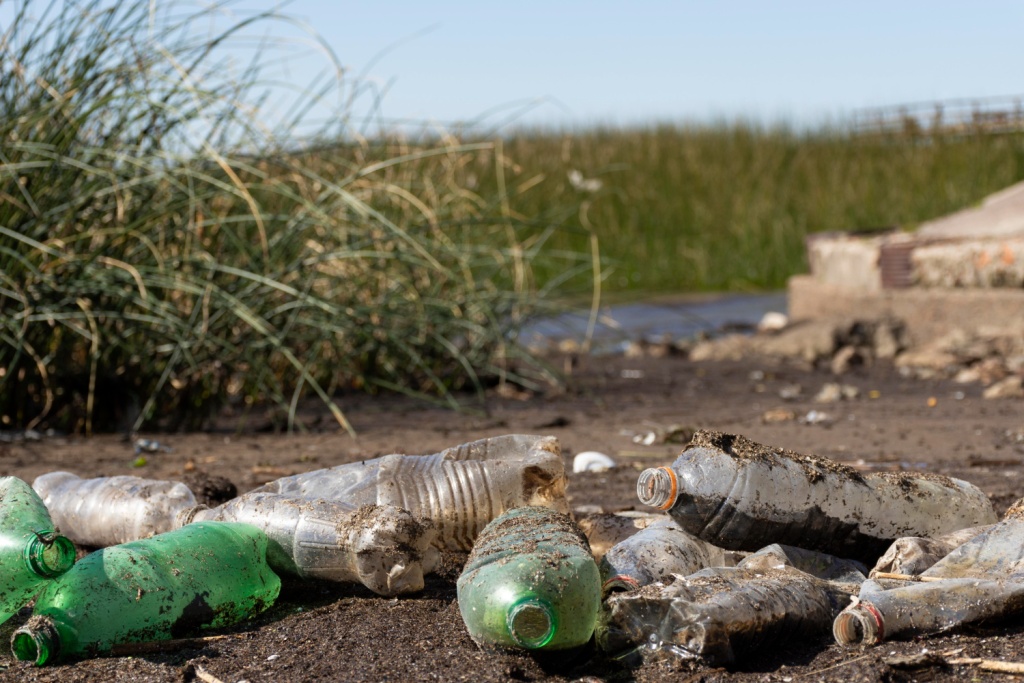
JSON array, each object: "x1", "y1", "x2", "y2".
[{"x1": 1, "y1": 429, "x2": 1019, "y2": 670}]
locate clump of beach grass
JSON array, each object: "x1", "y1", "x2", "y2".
[{"x1": 0, "y1": 1, "x2": 594, "y2": 434}]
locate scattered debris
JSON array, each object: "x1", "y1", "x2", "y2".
[{"x1": 573, "y1": 451, "x2": 616, "y2": 473}]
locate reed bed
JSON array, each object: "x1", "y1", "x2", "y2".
[
  {"x1": 484, "y1": 123, "x2": 1024, "y2": 293},
  {"x1": 0, "y1": 1, "x2": 591, "y2": 433}
]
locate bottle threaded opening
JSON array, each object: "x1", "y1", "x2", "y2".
[
  {"x1": 12, "y1": 615, "x2": 60, "y2": 665},
  {"x1": 602, "y1": 575, "x2": 640, "y2": 597},
  {"x1": 507, "y1": 598, "x2": 555, "y2": 649},
  {"x1": 25, "y1": 531, "x2": 76, "y2": 578},
  {"x1": 636, "y1": 467, "x2": 678, "y2": 510},
  {"x1": 833, "y1": 604, "x2": 882, "y2": 646}
]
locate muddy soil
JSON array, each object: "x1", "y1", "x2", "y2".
[{"x1": 1, "y1": 352, "x2": 1023, "y2": 682}]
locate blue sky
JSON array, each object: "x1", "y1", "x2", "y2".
[
  {"x1": 262, "y1": 0, "x2": 1024, "y2": 131},
  {"x1": 4, "y1": 1, "x2": 1023, "y2": 133}
]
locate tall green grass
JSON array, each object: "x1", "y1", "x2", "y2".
[
  {"x1": 483, "y1": 124, "x2": 1024, "y2": 294},
  {"x1": 0, "y1": 1, "x2": 592, "y2": 434}
]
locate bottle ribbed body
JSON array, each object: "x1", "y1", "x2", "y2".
[
  {"x1": 637, "y1": 430, "x2": 997, "y2": 563},
  {"x1": 11, "y1": 521, "x2": 281, "y2": 666},
  {"x1": 193, "y1": 494, "x2": 440, "y2": 596},
  {"x1": 253, "y1": 434, "x2": 568, "y2": 551},
  {"x1": 32, "y1": 472, "x2": 198, "y2": 547},
  {"x1": 457, "y1": 506, "x2": 600, "y2": 651},
  {"x1": 0, "y1": 477, "x2": 76, "y2": 625}
]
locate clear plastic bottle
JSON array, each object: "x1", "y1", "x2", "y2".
[
  {"x1": 33, "y1": 471, "x2": 198, "y2": 547},
  {"x1": 599, "y1": 565, "x2": 858, "y2": 667},
  {"x1": 599, "y1": 518, "x2": 741, "y2": 593},
  {"x1": 636, "y1": 430, "x2": 997, "y2": 562},
  {"x1": 575, "y1": 511, "x2": 664, "y2": 561},
  {"x1": 253, "y1": 434, "x2": 568, "y2": 550},
  {"x1": 869, "y1": 524, "x2": 991, "y2": 578},
  {"x1": 456, "y1": 506, "x2": 600, "y2": 651},
  {"x1": 187, "y1": 494, "x2": 440, "y2": 596},
  {"x1": 0, "y1": 477, "x2": 76, "y2": 625},
  {"x1": 834, "y1": 501, "x2": 1024, "y2": 646},
  {"x1": 11, "y1": 521, "x2": 281, "y2": 666},
  {"x1": 738, "y1": 544, "x2": 868, "y2": 584}
]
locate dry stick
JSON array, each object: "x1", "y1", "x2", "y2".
[
  {"x1": 871, "y1": 571, "x2": 947, "y2": 583},
  {"x1": 193, "y1": 665, "x2": 227, "y2": 683},
  {"x1": 947, "y1": 657, "x2": 1024, "y2": 674}
]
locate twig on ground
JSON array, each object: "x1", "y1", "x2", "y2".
[{"x1": 871, "y1": 571, "x2": 946, "y2": 582}]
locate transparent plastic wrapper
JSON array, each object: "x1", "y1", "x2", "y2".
[
  {"x1": 11, "y1": 521, "x2": 280, "y2": 666},
  {"x1": 636, "y1": 430, "x2": 997, "y2": 562},
  {"x1": 255, "y1": 434, "x2": 568, "y2": 551},
  {"x1": 0, "y1": 477, "x2": 76, "y2": 625},
  {"x1": 835, "y1": 501, "x2": 1024, "y2": 646},
  {"x1": 457, "y1": 506, "x2": 600, "y2": 651},
  {"x1": 869, "y1": 524, "x2": 992, "y2": 578},
  {"x1": 600, "y1": 518, "x2": 742, "y2": 593},
  {"x1": 188, "y1": 495, "x2": 439, "y2": 596},
  {"x1": 576, "y1": 511, "x2": 665, "y2": 561},
  {"x1": 598, "y1": 566, "x2": 858, "y2": 667},
  {"x1": 33, "y1": 471, "x2": 198, "y2": 547}
]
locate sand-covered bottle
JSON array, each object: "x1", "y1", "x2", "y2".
[
  {"x1": 599, "y1": 565, "x2": 858, "y2": 667},
  {"x1": 254, "y1": 434, "x2": 568, "y2": 551},
  {"x1": 33, "y1": 471, "x2": 198, "y2": 547},
  {"x1": 0, "y1": 477, "x2": 76, "y2": 624},
  {"x1": 636, "y1": 430, "x2": 997, "y2": 562},
  {"x1": 188, "y1": 494, "x2": 440, "y2": 596},
  {"x1": 457, "y1": 506, "x2": 600, "y2": 651},
  {"x1": 34, "y1": 472, "x2": 441, "y2": 596},
  {"x1": 835, "y1": 498, "x2": 1024, "y2": 646},
  {"x1": 11, "y1": 521, "x2": 281, "y2": 666},
  {"x1": 599, "y1": 518, "x2": 741, "y2": 593}
]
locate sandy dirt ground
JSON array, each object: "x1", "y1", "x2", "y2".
[{"x1": 1, "y1": 350, "x2": 1023, "y2": 682}]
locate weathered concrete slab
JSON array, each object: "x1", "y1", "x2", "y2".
[
  {"x1": 917, "y1": 180, "x2": 1024, "y2": 240},
  {"x1": 804, "y1": 180, "x2": 1024, "y2": 291},
  {"x1": 788, "y1": 274, "x2": 1024, "y2": 345}
]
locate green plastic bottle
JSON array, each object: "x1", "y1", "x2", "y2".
[
  {"x1": 0, "y1": 476, "x2": 76, "y2": 625},
  {"x1": 457, "y1": 506, "x2": 600, "y2": 651},
  {"x1": 11, "y1": 521, "x2": 281, "y2": 666}
]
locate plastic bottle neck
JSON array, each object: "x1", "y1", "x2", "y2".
[
  {"x1": 636, "y1": 467, "x2": 678, "y2": 509},
  {"x1": 833, "y1": 602, "x2": 884, "y2": 646},
  {"x1": 174, "y1": 504, "x2": 209, "y2": 528},
  {"x1": 507, "y1": 597, "x2": 556, "y2": 649},
  {"x1": 24, "y1": 530, "x2": 75, "y2": 578},
  {"x1": 12, "y1": 614, "x2": 61, "y2": 665}
]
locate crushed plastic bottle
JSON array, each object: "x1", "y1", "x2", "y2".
[
  {"x1": 636, "y1": 430, "x2": 997, "y2": 562},
  {"x1": 869, "y1": 524, "x2": 992, "y2": 578},
  {"x1": 457, "y1": 506, "x2": 600, "y2": 651},
  {"x1": 11, "y1": 521, "x2": 280, "y2": 666},
  {"x1": 575, "y1": 511, "x2": 664, "y2": 561},
  {"x1": 600, "y1": 518, "x2": 743, "y2": 593},
  {"x1": 0, "y1": 477, "x2": 76, "y2": 625},
  {"x1": 599, "y1": 565, "x2": 859, "y2": 667},
  {"x1": 835, "y1": 499, "x2": 1024, "y2": 646},
  {"x1": 737, "y1": 544, "x2": 868, "y2": 584},
  {"x1": 187, "y1": 494, "x2": 440, "y2": 596},
  {"x1": 33, "y1": 471, "x2": 199, "y2": 546},
  {"x1": 253, "y1": 434, "x2": 568, "y2": 550}
]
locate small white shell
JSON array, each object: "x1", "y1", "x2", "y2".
[
  {"x1": 573, "y1": 450, "x2": 616, "y2": 473},
  {"x1": 757, "y1": 311, "x2": 789, "y2": 333}
]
